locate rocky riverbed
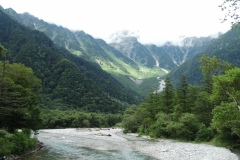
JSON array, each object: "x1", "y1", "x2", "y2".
[{"x1": 32, "y1": 128, "x2": 238, "y2": 160}]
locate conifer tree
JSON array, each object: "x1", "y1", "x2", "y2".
[
  {"x1": 162, "y1": 77, "x2": 175, "y2": 113},
  {"x1": 176, "y1": 75, "x2": 189, "y2": 113}
]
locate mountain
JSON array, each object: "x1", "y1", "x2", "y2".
[
  {"x1": 109, "y1": 31, "x2": 215, "y2": 70},
  {"x1": 109, "y1": 34, "x2": 156, "y2": 68},
  {"x1": 146, "y1": 36, "x2": 215, "y2": 68},
  {"x1": 1, "y1": 6, "x2": 216, "y2": 95},
  {"x1": 0, "y1": 9, "x2": 142, "y2": 113},
  {"x1": 0, "y1": 7, "x2": 166, "y2": 95},
  {"x1": 167, "y1": 28, "x2": 240, "y2": 86}
]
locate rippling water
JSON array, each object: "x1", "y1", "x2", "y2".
[{"x1": 22, "y1": 130, "x2": 156, "y2": 160}]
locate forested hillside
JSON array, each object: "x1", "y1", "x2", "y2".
[
  {"x1": 122, "y1": 56, "x2": 240, "y2": 148},
  {"x1": 168, "y1": 28, "x2": 240, "y2": 86},
  {"x1": 0, "y1": 9, "x2": 142, "y2": 113}
]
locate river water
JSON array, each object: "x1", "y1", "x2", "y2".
[{"x1": 22, "y1": 129, "x2": 156, "y2": 160}]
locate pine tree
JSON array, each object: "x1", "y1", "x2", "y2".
[
  {"x1": 162, "y1": 77, "x2": 175, "y2": 113},
  {"x1": 176, "y1": 75, "x2": 190, "y2": 113}
]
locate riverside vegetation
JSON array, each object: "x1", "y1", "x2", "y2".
[
  {"x1": 122, "y1": 55, "x2": 240, "y2": 149},
  {"x1": 0, "y1": 4, "x2": 240, "y2": 158},
  {"x1": 0, "y1": 44, "x2": 123, "y2": 157}
]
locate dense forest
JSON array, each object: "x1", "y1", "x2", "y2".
[
  {"x1": 0, "y1": 45, "x2": 40, "y2": 157},
  {"x1": 122, "y1": 55, "x2": 240, "y2": 148}
]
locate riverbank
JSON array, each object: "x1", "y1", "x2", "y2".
[
  {"x1": 4, "y1": 141, "x2": 44, "y2": 160},
  {"x1": 37, "y1": 128, "x2": 238, "y2": 160}
]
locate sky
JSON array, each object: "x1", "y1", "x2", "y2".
[{"x1": 0, "y1": 0, "x2": 233, "y2": 45}]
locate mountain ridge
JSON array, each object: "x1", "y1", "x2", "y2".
[
  {"x1": 0, "y1": 9, "x2": 142, "y2": 112},
  {"x1": 1, "y1": 6, "x2": 219, "y2": 95}
]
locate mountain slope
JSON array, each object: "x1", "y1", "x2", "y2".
[
  {"x1": 1, "y1": 6, "x2": 216, "y2": 95},
  {"x1": 1, "y1": 7, "x2": 166, "y2": 95},
  {"x1": 167, "y1": 28, "x2": 240, "y2": 87},
  {"x1": 0, "y1": 9, "x2": 142, "y2": 112}
]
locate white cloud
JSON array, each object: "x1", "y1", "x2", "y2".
[{"x1": 0, "y1": 0, "x2": 232, "y2": 46}]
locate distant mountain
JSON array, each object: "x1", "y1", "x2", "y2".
[
  {"x1": 151, "y1": 36, "x2": 216, "y2": 66},
  {"x1": 109, "y1": 31, "x2": 215, "y2": 70},
  {"x1": 109, "y1": 34, "x2": 156, "y2": 68},
  {"x1": 0, "y1": 9, "x2": 142, "y2": 113},
  {"x1": 167, "y1": 28, "x2": 240, "y2": 87},
  {"x1": 0, "y1": 7, "x2": 165, "y2": 95},
  {"x1": 1, "y1": 6, "x2": 216, "y2": 95}
]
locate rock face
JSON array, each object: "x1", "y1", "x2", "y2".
[
  {"x1": 109, "y1": 30, "x2": 216, "y2": 70},
  {"x1": 110, "y1": 36, "x2": 156, "y2": 68}
]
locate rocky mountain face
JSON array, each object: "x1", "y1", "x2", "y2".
[
  {"x1": 167, "y1": 28, "x2": 240, "y2": 87},
  {"x1": 109, "y1": 34, "x2": 156, "y2": 68},
  {"x1": 109, "y1": 31, "x2": 216, "y2": 70}
]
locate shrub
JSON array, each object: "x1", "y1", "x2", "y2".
[{"x1": 195, "y1": 124, "x2": 213, "y2": 142}]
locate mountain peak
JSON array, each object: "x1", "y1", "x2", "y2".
[{"x1": 109, "y1": 30, "x2": 139, "y2": 43}]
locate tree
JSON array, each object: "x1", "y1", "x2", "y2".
[
  {"x1": 200, "y1": 55, "x2": 233, "y2": 93},
  {"x1": 0, "y1": 45, "x2": 41, "y2": 132},
  {"x1": 219, "y1": 0, "x2": 240, "y2": 26},
  {"x1": 176, "y1": 75, "x2": 189, "y2": 113},
  {"x1": 162, "y1": 77, "x2": 175, "y2": 113},
  {"x1": 212, "y1": 102, "x2": 240, "y2": 137},
  {"x1": 211, "y1": 67, "x2": 240, "y2": 110}
]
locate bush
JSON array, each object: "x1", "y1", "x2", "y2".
[
  {"x1": 195, "y1": 124, "x2": 213, "y2": 142},
  {"x1": 0, "y1": 137, "x2": 14, "y2": 157},
  {"x1": 0, "y1": 130, "x2": 38, "y2": 156},
  {"x1": 150, "y1": 112, "x2": 171, "y2": 138}
]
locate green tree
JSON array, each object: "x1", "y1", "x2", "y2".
[
  {"x1": 162, "y1": 77, "x2": 175, "y2": 113},
  {"x1": 200, "y1": 55, "x2": 233, "y2": 93},
  {"x1": 176, "y1": 75, "x2": 189, "y2": 113},
  {"x1": 0, "y1": 45, "x2": 41, "y2": 132},
  {"x1": 212, "y1": 102, "x2": 240, "y2": 137},
  {"x1": 211, "y1": 67, "x2": 240, "y2": 109},
  {"x1": 122, "y1": 105, "x2": 139, "y2": 133}
]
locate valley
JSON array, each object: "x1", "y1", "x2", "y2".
[
  {"x1": 1, "y1": 3, "x2": 240, "y2": 159},
  {"x1": 1, "y1": 7, "x2": 216, "y2": 96}
]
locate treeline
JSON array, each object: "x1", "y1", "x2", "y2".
[
  {"x1": 40, "y1": 109, "x2": 123, "y2": 129},
  {"x1": 122, "y1": 55, "x2": 240, "y2": 148}
]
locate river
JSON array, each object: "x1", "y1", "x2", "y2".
[
  {"x1": 22, "y1": 128, "x2": 239, "y2": 160},
  {"x1": 22, "y1": 129, "x2": 156, "y2": 160}
]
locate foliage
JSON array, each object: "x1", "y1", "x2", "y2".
[
  {"x1": 219, "y1": 0, "x2": 240, "y2": 26},
  {"x1": 0, "y1": 45, "x2": 41, "y2": 132},
  {"x1": 0, "y1": 45, "x2": 40, "y2": 157},
  {"x1": 212, "y1": 102, "x2": 240, "y2": 137},
  {"x1": 0, "y1": 129, "x2": 37, "y2": 157},
  {"x1": 122, "y1": 57, "x2": 240, "y2": 148},
  {"x1": 211, "y1": 67, "x2": 240, "y2": 107},
  {"x1": 40, "y1": 109, "x2": 123, "y2": 129}
]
